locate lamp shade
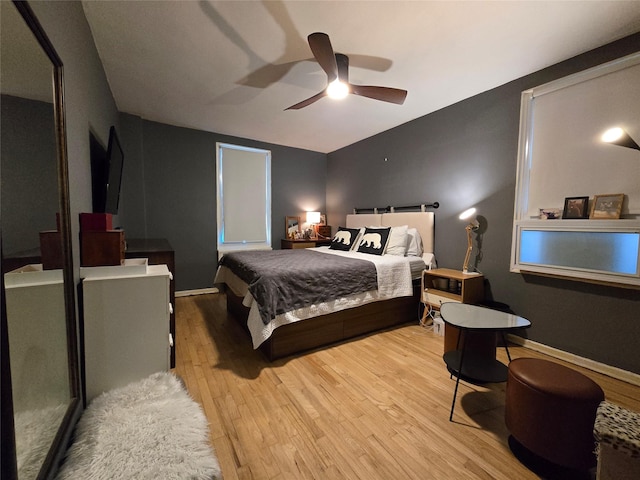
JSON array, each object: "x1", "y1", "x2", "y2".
[
  {"x1": 459, "y1": 207, "x2": 477, "y2": 220},
  {"x1": 306, "y1": 211, "x2": 321, "y2": 224},
  {"x1": 601, "y1": 127, "x2": 640, "y2": 151}
]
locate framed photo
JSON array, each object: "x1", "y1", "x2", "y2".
[
  {"x1": 539, "y1": 208, "x2": 562, "y2": 220},
  {"x1": 590, "y1": 193, "x2": 624, "y2": 219},
  {"x1": 319, "y1": 214, "x2": 326, "y2": 226},
  {"x1": 562, "y1": 196, "x2": 589, "y2": 219}
]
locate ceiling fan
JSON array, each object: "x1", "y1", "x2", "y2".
[{"x1": 286, "y1": 32, "x2": 408, "y2": 110}]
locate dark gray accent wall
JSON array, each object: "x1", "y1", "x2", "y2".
[
  {"x1": 1, "y1": 95, "x2": 58, "y2": 255},
  {"x1": 327, "y1": 33, "x2": 640, "y2": 374},
  {"x1": 31, "y1": 1, "x2": 120, "y2": 280},
  {"x1": 118, "y1": 114, "x2": 327, "y2": 291}
]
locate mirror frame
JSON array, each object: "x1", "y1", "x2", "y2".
[
  {"x1": 1, "y1": 1, "x2": 82, "y2": 478},
  {"x1": 285, "y1": 216, "x2": 300, "y2": 239}
]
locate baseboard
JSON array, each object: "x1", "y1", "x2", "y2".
[
  {"x1": 175, "y1": 287, "x2": 219, "y2": 298},
  {"x1": 508, "y1": 334, "x2": 640, "y2": 387}
]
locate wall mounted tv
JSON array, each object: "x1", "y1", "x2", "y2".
[{"x1": 90, "y1": 126, "x2": 124, "y2": 215}]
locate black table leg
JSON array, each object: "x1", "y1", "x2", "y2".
[
  {"x1": 501, "y1": 332, "x2": 512, "y2": 362},
  {"x1": 449, "y1": 334, "x2": 467, "y2": 422}
]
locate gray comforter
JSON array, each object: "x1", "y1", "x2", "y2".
[{"x1": 219, "y1": 249, "x2": 378, "y2": 324}]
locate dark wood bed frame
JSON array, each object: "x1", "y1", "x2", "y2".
[{"x1": 226, "y1": 283, "x2": 421, "y2": 360}]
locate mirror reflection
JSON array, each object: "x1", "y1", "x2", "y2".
[
  {"x1": 285, "y1": 216, "x2": 300, "y2": 239},
  {"x1": 1, "y1": 2, "x2": 71, "y2": 478}
]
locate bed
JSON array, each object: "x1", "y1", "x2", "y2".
[{"x1": 214, "y1": 211, "x2": 435, "y2": 360}]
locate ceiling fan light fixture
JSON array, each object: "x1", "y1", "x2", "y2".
[
  {"x1": 286, "y1": 32, "x2": 407, "y2": 110},
  {"x1": 326, "y1": 80, "x2": 349, "y2": 99}
]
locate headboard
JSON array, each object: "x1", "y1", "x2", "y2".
[{"x1": 345, "y1": 211, "x2": 435, "y2": 254}]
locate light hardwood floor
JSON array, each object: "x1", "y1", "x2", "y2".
[{"x1": 174, "y1": 293, "x2": 640, "y2": 480}]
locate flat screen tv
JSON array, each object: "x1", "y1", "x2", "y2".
[
  {"x1": 104, "y1": 126, "x2": 124, "y2": 214},
  {"x1": 90, "y1": 126, "x2": 124, "y2": 215}
]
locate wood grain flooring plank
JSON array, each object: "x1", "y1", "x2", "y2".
[{"x1": 174, "y1": 293, "x2": 640, "y2": 480}]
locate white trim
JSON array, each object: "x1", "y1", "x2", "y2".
[
  {"x1": 512, "y1": 89, "x2": 533, "y2": 221},
  {"x1": 530, "y1": 52, "x2": 640, "y2": 97},
  {"x1": 508, "y1": 334, "x2": 640, "y2": 387},
  {"x1": 175, "y1": 287, "x2": 219, "y2": 298}
]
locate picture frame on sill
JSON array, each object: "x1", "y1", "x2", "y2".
[
  {"x1": 539, "y1": 208, "x2": 562, "y2": 220},
  {"x1": 590, "y1": 193, "x2": 624, "y2": 219},
  {"x1": 562, "y1": 196, "x2": 589, "y2": 219}
]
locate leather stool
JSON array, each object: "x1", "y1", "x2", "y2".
[{"x1": 505, "y1": 357, "x2": 604, "y2": 470}]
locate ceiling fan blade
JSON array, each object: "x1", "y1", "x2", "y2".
[
  {"x1": 285, "y1": 90, "x2": 327, "y2": 110},
  {"x1": 350, "y1": 85, "x2": 408, "y2": 105},
  {"x1": 335, "y1": 53, "x2": 349, "y2": 83},
  {"x1": 308, "y1": 32, "x2": 338, "y2": 82}
]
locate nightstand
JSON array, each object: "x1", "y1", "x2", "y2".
[
  {"x1": 281, "y1": 238, "x2": 332, "y2": 249},
  {"x1": 420, "y1": 268, "x2": 493, "y2": 356},
  {"x1": 421, "y1": 268, "x2": 484, "y2": 309},
  {"x1": 317, "y1": 225, "x2": 332, "y2": 238}
]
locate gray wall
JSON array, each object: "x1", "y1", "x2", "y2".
[
  {"x1": 327, "y1": 33, "x2": 640, "y2": 374},
  {"x1": 1, "y1": 95, "x2": 58, "y2": 255},
  {"x1": 31, "y1": 1, "x2": 120, "y2": 282},
  {"x1": 118, "y1": 114, "x2": 327, "y2": 291}
]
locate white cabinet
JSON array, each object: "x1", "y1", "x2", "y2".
[
  {"x1": 4, "y1": 265, "x2": 70, "y2": 409},
  {"x1": 81, "y1": 263, "x2": 172, "y2": 403}
]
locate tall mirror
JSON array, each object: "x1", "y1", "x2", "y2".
[
  {"x1": 285, "y1": 216, "x2": 300, "y2": 239},
  {"x1": 1, "y1": 1, "x2": 81, "y2": 478}
]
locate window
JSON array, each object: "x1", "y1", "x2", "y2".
[
  {"x1": 510, "y1": 52, "x2": 640, "y2": 288},
  {"x1": 216, "y1": 143, "x2": 271, "y2": 254}
]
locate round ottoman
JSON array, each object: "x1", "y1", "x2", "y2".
[{"x1": 505, "y1": 358, "x2": 605, "y2": 470}]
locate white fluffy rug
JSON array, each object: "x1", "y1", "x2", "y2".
[
  {"x1": 15, "y1": 404, "x2": 68, "y2": 479},
  {"x1": 56, "y1": 372, "x2": 221, "y2": 480}
]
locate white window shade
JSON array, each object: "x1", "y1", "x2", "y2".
[{"x1": 217, "y1": 143, "x2": 271, "y2": 253}]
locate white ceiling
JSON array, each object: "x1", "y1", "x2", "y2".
[{"x1": 82, "y1": 1, "x2": 640, "y2": 154}]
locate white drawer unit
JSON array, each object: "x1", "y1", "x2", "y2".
[
  {"x1": 81, "y1": 263, "x2": 172, "y2": 403},
  {"x1": 423, "y1": 291, "x2": 461, "y2": 308}
]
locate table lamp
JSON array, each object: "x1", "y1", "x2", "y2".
[
  {"x1": 306, "y1": 211, "x2": 321, "y2": 239},
  {"x1": 459, "y1": 207, "x2": 479, "y2": 274}
]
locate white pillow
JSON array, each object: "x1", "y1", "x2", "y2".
[
  {"x1": 406, "y1": 228, "x2": 424, "y2": 257},
  {"x1": 385, "y1": 225, "x2": 409, "y2": 256}
]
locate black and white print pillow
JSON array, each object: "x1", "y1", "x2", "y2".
[
  {"x1": 356, "y1": 227, "x2": 391, "y2": 255},
  {"x1": 329, "y1": 227, "x2": 361, "y2": 251}
]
